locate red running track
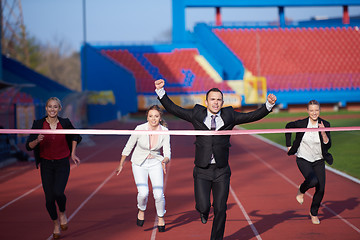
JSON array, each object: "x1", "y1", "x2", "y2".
[{"x1": 0, "y1": 119, "x2": 359, "y2": 240}]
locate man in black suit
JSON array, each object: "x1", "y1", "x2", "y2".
[{"x1": 155, "y1": 79, "x2": 277, "y2": 240}]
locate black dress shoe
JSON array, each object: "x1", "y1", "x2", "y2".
[
  {"x1": 136, "y1": 218, "x2": 144, "y2": 227},
  {"x1": 157, "y1": 224, "x2": 165, "y2": 232},
  {"x1": 200, "y1": 213, "x2": 208, "y2": 224}
]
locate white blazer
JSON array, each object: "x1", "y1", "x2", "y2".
[{"x1": 122, "y1": 122, "x2": 171, "y2": 166}]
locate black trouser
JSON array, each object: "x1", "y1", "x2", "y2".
[
  {"x1": 296, "y1": 157, "x2": 326, "y2": 216},
  {"x1": 193, "y1": 164, "x2": 231, "y2": 240},
  {"x1": 40, "y1": 157, "x2": 70, "y2": 220}
]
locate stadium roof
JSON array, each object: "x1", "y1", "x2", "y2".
[
  {"x1": 173, "y1": 0, "x2": 360, "y2": 42},
  {"x1": 180, "y1": 0, "x2": 360, "y2": 7},
  {"x1": 0, "y1": 80, "x2": 13, "y2": 90}
]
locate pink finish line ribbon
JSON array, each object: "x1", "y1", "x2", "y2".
[{"x1": 0, "y1": 127, "x2": 359, "y2": 136}]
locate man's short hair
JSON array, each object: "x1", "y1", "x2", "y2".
[{"x1": 206, "y1": 88, "x2": 223, "y2": 100}]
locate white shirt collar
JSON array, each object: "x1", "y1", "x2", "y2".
[
  {"x1": 207, "y1": 110, "x2": 221, "y2": 118},
  {"x1": 307, "y1": 118, "x2": 318, "y2": 128}
]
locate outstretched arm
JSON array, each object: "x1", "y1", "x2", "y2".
[
  {"x1": 155, "y1": 79, "x2": 193, "y2": 122},
  {"x1": 234, "y1": 93, "x2": 277, "y2": 124}
]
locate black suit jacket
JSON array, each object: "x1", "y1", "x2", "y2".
[
  {"x1": 159, "y1": 94, "x2": 271, "y2": 168},
  {"x1": 285, "y1": 117, "x2": 333, "y2": 165},
  {"x1": 26, "y1": 117, "x2": 82, "y2": 168}
]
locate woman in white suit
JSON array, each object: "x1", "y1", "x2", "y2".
[{"x1": 116, "y1": 105, "x2": 171, "y2": 232}]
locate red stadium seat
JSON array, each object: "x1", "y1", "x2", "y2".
[
  {"x1": 102, "y1": 48, "x2": 233, "y2": 94},
  {"x1": 213, "y1": 27, "x2": 360, "y2": 91}
]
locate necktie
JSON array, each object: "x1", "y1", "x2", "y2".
[
  {"x1": 211, "y1": 115, "x2": 217, "y2": 130},
  {"x1": 210, "y1": 115, "x2": 217, "y2": 164}
]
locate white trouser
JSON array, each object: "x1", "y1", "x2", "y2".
[{"x1": 132, "y1": 158, "x2": 166, "y2": 217}]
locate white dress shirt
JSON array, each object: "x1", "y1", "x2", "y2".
[
  {"x1": 204, "y1": 111, "x2": 224, "y2": 131},
  {"x1": 205, "y1": 111, "x2": 224, "y2": 164},
  {"x1": 296, "y1": 119, "x2": 322, "y2": 162}
]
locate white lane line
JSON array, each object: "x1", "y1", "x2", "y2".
[
  {"x1": 251, "y1": 132, "x2": 360, "y2": 185},
  {"x1": 68, "y1": 171, "x2": 115, "y2": 221},
  {"x1": 0, "y1": 140, "x2": 118, "y2": 211},
  {"x1": 1, "y1": 163, "x2": 82, "y2": 211},
  {"x1": 151, "y1": 161, "x2": 172, "y2": 240},
  {"x1": 0, "y1": 165, "x2": 33, "y2": 180},
  {"x1": 242, "y1": 138, "x2": 360, "y2": 234},
  {"x1": 230, "y1": 186, "x2": 262, "y2": 240},
  {"x1": 0, "y1": 184, "x2": 42, "y2": 211},
  {"x1": 321, "y1": 202, "x2": 360, "y2": 234},
  {"x1": 46, "y1": 170, "x2": 116, "y2": 240},
  {"x1": 324, "y1": 166, "x2": 360, "y2": 185}
]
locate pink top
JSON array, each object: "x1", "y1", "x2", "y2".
[{"x1": 147, "y1": 125, "x2": 161, "y2": 159}]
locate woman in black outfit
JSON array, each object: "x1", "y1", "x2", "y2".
[
  {"x1": 26, "y1": 97, "x2": 81, "y2": 239},
  {"x1": 285, "y1": 100, "x2": 333, "y2": 225}
]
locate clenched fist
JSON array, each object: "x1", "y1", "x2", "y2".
[
  {"x1": 155, "y1": 79, "x2": 165, "y2": 90},
  {"x1": 267, "y1": 93, "x2": 277, "y2": 105}
]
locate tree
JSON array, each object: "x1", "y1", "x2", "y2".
[
  {"x1": 3, "y1": 32, "x2": 81, "y2": 91},
  {"x1": 34, "y1": 38, "x2": 81, "y2": 91}
]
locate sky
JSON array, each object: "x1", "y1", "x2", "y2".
[{"x1": 20, "y1": 0, "x2": 360, "y2": 52}]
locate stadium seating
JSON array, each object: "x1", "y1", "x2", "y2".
[
  {"x1": 101, "y1": 49, "x2": 154, "y2": 93},
  {"x1": 213, "y1": 27, "x2": 360, "y2": 91},
  {"x1": 101, "y1": 48, "x2": 234, "y2": 94},
  {"x1": 0, "y1": 88, "x2": 33, "y2": 104}
]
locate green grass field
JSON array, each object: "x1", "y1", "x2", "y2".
[{"x1": 242, "y1": 111, "x2": 360, "y2": 179}]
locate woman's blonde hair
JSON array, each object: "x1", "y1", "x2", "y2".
[
  {"x1": 46, "y1": 97, "x2": 62, "y2": 109},
  {"x1": 146, "y1": 105, "x2": 167, "y2": 127}
]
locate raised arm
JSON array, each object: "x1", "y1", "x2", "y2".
[
  {"x1": 155, "y1": 79, "x2": 165, "y2": 90},
  {"x1": 155, "y1": 79, "x2": 193, "y2": 122},
  {"x1": 267, "y1": 93, "x2": 277, "y2": 105},
  {"x1": 233, "y1": 93, "x2": 277, "y2": 125}
]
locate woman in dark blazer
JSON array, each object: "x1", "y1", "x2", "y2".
[
  {"x1": 26, "y1": 97, "x2": 81, "y2": 239},
  {"x1": 285, "y1": 100, "x2": 332, "y2": 225}
]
